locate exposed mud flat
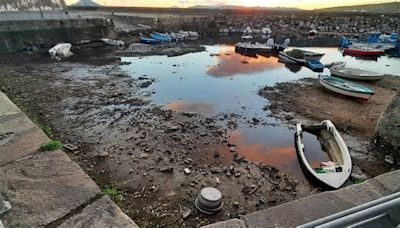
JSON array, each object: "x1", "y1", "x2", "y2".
[
  {"x1": 258, "y1": 76, "x2": 400, "y2": 176},
  {"x1": 0, "y1": 53, "x2": 314, "y2": 227}
]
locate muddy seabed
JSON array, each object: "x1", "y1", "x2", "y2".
[{"x1": 0, "y1": 49, "x2": 397, "y2": 227}]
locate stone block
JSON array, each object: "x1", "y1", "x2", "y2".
[
  {"x1": 1, "y1": 150, "x2": 101, "y2": 227},
  {"x1": 58, "y1": 195, "x2": 139, "y2": 228}
]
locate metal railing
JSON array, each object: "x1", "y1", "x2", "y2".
[{"x1": 298, "y1": 192, "x2": 400, "y2": 228}]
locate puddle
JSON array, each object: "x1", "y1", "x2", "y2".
[{"x1": 121, "y1": 45, "x2": 400, "y2": 182}]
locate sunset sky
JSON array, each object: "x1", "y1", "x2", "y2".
[{"x1": 65, "y1": 0, "x2": 393, "y2": 10}]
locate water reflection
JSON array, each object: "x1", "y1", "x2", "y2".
[
  {"x1": 342, "y1": 52, "x2": 378, "y2": 61},
  {"x1": 165, "y1": 101, "x2": 214, "y2": 115},
  {"x1": 122, "y1": 45, "x2": 400, "y2": 183},
  {"x1": 282, "y1": 63, "x2": 303, "y2": 73},
  {"x1": 207, "y1": 45, "x2": 281, "y2": 77}
]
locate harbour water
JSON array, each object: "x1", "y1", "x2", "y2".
[{"x1": 122, "y1": 45, "x2": 400, "y2": 181}]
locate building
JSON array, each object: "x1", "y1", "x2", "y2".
[{"x1": 0, "y1": 0, "x2": 65, "y2": 11}]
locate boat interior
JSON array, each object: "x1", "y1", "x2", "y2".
[{"x1": 302, "y1": 125, "x2": 344, "y2": 170}]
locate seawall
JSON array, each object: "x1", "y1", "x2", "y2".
[{"x1": 0, "y1": 17, "x2": 113, "y2": 53}]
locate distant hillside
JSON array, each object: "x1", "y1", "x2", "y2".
[
  {"x1": 319, "y1": 2, "x2": 400, "y2": 14},
  {"x1": 71, "y1": 0, "x2": 100, "y2": 7},
  {"x1": 190, "y1": 4, "x2": 301, "y2": 11}
]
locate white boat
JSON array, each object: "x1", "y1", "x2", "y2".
[
  {"x1": 278, "y1": 51, "x2": 306, "y2": 64},
  {"x1": 299, "y1": 49, "x2": 325, "y2": 61},
  {"x1": 235, "y1": 42, "x2": 272, "y2": 52},
  {"x1": 48, "y1": 43, "x2": 73, "y2": 61},
  {"x1": 330, "y1": 67, "x2": 384, "y2": 81},
  {"x1": 319, "y1": 75, "x2": 375, "y2": 100},
  {"x1": 101, "y1": 38, "x2": 124, "y2": 47},
  {"x1": 295, "y1": 120, "x2": 352, "y2": 189},
  {"x1": 241, "y1": 35, "x2": 254, "y2": 40}
]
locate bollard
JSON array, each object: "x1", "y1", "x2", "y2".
[{"x1": 0, "y1": 194, "x2": 11, "y2": 215}]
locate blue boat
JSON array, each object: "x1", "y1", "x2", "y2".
[
  {"x1": 305, "y1": 60, "x2": 324, "y2": 72},
  {"x1": 139, "y1": 37, "x2": 161, "y2": 45},
  {"x1": 319, "y1": 75, "x2": 374, "y2": 100},
  {"x1": 150, "y1": 32, "x2": 172, "y2": 42}
]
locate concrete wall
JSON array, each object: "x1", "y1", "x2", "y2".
[
  {"x1": 0, "y1": 18, "x2": 112, "y2": 53},
  {"x1": 0, "y1": 0, "x2": 65, "y2": 12}
]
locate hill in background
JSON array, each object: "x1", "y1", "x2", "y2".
[{"x1": 318, "y1": 2, "x2": 400, "y2": 14}]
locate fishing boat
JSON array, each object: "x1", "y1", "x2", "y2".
[
  {"x1": 278, "y1": 51, "x2": 306, "y2": 65},
  {"x1": 150, "y1": 32, "x2": 172, "y2": 42},
  {"x1": 295, "y1": 120, "x2": 352, "y2": 189},
  {"x1": 330, "y1": 67, "x2": 384, "y2": 81},
  {"x1": 319, "y1": 75, "x2": 375, "y2": 100},
  {"x1": 324, "y1": 61, "x2": 346, "y2": 69},
  {"x1": 343, "y1": 47, "x2": 384, "y2": 56},
  {"x1": 101, "y1": 38, "x2": 124, "y2": 47},
  {"x1": 305, "y1": 60, "x2": 324, "y2": 72},
  {"x1": 139, "y1": 37, "x2": 161, "y2": 45},
  {"x1": 235, "y1": 42, "x2": 272, "y2": 53},
  {"x1": 301, "y1": 50, "x2": 325, "y2": 60}
]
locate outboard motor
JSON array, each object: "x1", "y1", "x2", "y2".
[
  {"x1": 266, "y1": 38, "x2": 274, "y2": 46},
  {"x1": 283, "y1": 38, "x2": 290, "y2": 47}
]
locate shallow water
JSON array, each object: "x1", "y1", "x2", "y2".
[{"x1": 121, "y1": 45, "x2": 400, "y2": 182}]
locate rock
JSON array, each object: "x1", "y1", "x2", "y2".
[
  {"x1": 230, "y1": 147, "x2": 235, "y2": 152},
  {"x1": 233, "y1": 201, "x2": 240, "y2": 207},
  {"x1": 211, "y1": 167, "x2": 222, "y2": 173},
  {"x1": 63, "y1": 143, "x2": 78, "y2": 151},
  {"x1": 98, "y1": 151, "x2": 109, "y2": 157},
  {"x1": 139, "y1": 153, "x2": 149, "y2": 158},
  {"x1": 159, "y1": 167, "x2": 174, "y2": 173},
  {"x1": 259, "y1": 197, "x2": 267, "y2": 204},
  {"x1": 182, "y1": 208, "x2": 192, "y2": 219},
  {"x1": 384, "y1": 155, "x2": 394, "y2": 165},
  {"x1": 184, "y1": 168, "x2": 191, "y2": 175},
  {"x1": 234, "y1": 172, "x2": 241, "y2": 177}
]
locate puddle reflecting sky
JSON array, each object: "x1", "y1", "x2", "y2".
[{"x1": 122, "y1": 45, "x2": 400, "y2": 181}]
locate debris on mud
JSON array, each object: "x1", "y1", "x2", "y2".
[{"x1": 0, "y1": 53, "x2": 311, "y2": 227}]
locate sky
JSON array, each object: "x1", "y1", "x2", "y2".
[{"x1": 65, "y1": 0, "x2": 394, "y2": 10}]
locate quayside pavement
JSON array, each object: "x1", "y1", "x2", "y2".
[
  {"x1": 0, "y1": 91, "x2": 138, "y2": 227},
  {"x1": 203, "y1": 167, "x2": 400, "y2": 227}
]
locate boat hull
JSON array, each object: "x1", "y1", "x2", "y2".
[
  {"x1": 278, "y1": 51, "x2": 306, "y2": 65},
  {"x1": 330, "y1": 68, "x2": 384, "y2": 81},
  {"x1": 319, "y1": 76, "x2": 374, "y2": 100},
  {"x1": 295, "y1": 120, "x2": 352, "y2": 189},
  {"x1": 305, "y1": 60, "x2": 324, "y2": 72},
  {"x1": 139, "y1": 37, "x2": 161, "y2": 45},
  {"x1": 343, "y1": 48, "x2": 384, "y2": 56}
]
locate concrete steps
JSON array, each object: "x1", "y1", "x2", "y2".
[{"x1": 0, "y1": 92, "x2": 138, "y2": 227}]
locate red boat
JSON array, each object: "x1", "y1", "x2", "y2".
[{"x1": 343, "y1": 47, "x2": 384, "y2": 56}]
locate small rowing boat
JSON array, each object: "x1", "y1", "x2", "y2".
[
  {"x1": 139, "y1": 37, "x2": 161, "y2": 45},
  {"x1": 319, "y1": 75, "x2": 375, "y2": 100},
  {"x1": 294, "y1": 49, "x2": 325, "y2": 60},
  {"x1": 295, "y1": 120, "x2": 352, "y2": 189},
  {"x1": 278, "y1": 51, "x2": 306, "y2": 65},
  {"x1": 330, "y1": 67, "x2": 384, "y2": 81},
  {"x1": 101, "y1": 38, "x2": 124, "y2": 47},
  {"x1": 305, "y1": 60, "x2": 324, "y2": 72},
  {"x1": 343, "y1": 47, "x2": 384, "y2": 56}
]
